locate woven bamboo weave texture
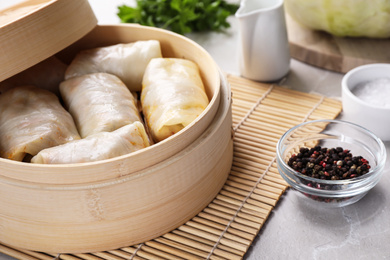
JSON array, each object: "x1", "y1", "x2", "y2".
[{"x1": 0, "y1": 75, "x2": 342, "y2": 260}]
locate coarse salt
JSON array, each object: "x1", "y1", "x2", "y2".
[{"x1": 352, "y1": 78, "x2": 390, "y2": 108}]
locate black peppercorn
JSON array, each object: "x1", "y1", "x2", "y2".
[{"x1": 288, "y1": 146, "x2": 371, "y2": 180}]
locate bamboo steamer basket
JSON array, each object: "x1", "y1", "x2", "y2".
[{"x1": 0, "y1": 0, "x2": 233, "y2": 254}]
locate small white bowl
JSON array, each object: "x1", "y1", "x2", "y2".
[{"x1": 342, "y1": 63, "x2": 390, "y2": 141}]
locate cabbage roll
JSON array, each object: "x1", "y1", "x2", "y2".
[
  {"x1": 141, "y1": 58, "x2": 209, "y2": 142},
  {"x1": 65, "y1": 40, "x2": 162, "y2": 91},
  {"x1": 31, "y1": 122, "x2": 150, "y2": 164},
  {"x1": 0, "y1": 85, "x2": 80, "y2": 161},
  {"x1": 60, "y1": 73, "x2": 142, "y2": 138},
  {"x1": 0, "y1": 56, "x2": 67, "y2": 96}
]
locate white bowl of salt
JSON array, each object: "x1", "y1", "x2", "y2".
[{"x1": 342, "y1": 63, "x2": 390, "y2": 141}]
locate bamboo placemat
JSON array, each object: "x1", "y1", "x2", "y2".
[{"x1": 0, "y1": 75, "x2": 342, "y2": 260}]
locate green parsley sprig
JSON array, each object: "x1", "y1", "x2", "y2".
[{"x1": 117, "y1": 0, "x2": 239, "y2": 35}]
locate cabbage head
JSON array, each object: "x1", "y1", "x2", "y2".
[{"x1": 285, "y1": 0, "x2": 390, "y2": 38}]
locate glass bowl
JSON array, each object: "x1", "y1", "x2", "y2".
[{"x1": 276, "y1": 119, "x2": 386, "y2": 208}]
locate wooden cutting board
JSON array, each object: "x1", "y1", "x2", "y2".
[{"x1": 286, "y1": 14, "x2": 390, "y2": 74}]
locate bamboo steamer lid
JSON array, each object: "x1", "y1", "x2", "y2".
[{"x1": 0, "y1": 0, "x2": 97, "y2": 82}]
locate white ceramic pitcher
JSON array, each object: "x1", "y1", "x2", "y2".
[{"x1": 236, "y1": 0, "x2": 290, "y2": 82}]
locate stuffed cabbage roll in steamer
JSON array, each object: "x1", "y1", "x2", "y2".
[
  {"x1": 0, "y1": 56, "x2": 67, "y2": 97},
  {"x1": 60, "y1": 73, "x2": 142, "y2": 138},
  {"x1": 31, "y1": 122, "x2": 150, "y2": 164},
  {"x1": 0, "y1": 85, "x2": 80, "y2": 161},
  {"x1": 141, "y1": 58, "x2": 209, "y2": 142},
  {"x1": 65, "y1": 40, "x2": 162, "y2": 91}
]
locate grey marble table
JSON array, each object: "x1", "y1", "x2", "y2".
[{"x1": 0, "y1": 1, "x2": 388, "y2": 259}]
